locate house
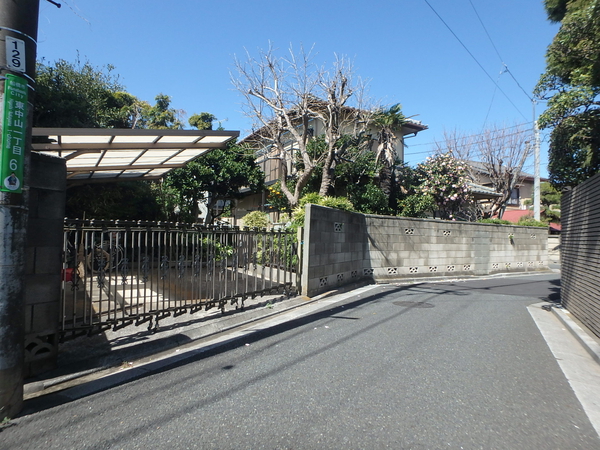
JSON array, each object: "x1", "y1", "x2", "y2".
[
  {"x1": 231, "y1": 110, "x2": 428, "y2": 224},
  {"x1": 464, "y1": 160, "x2": 547, "y2": 215}
]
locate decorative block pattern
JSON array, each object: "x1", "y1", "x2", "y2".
[
  {"x1": 303, "y1": 204, "x2": 548, "y2": 298},
  {"x1": 351, "y1": 270, "x2": 358, "y2": 279},
  {"x1": 319, "y1": 277, "x2": 328, "y2": 287},
  {"x1": 517, "y1": 262, "x2": 523, "y2": 267},
  {"x1": 530, "y1": 233, "x2": 537, "y2": 239},
  {"x1": 337, "y1": 273, "x2": 344, "y2": 283}
]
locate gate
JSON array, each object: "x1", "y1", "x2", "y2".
[{"x1": 60, "y1": 219, "x2": 299, "y2": 340}]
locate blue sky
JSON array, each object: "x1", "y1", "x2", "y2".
[{"x1": 36, "y1": 0, "x2": 558, "y2": 174}]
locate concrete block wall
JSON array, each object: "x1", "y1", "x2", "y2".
[
  {"x1": 302, "y1": 204, "x2": 548, "y2": 297},
  {"x1": 561, "y1": 173, "x2": 600, "y2": 339},
  {"x1": 24, "y1": 152, "x2": 66, "y2": 377},
  {"x1": 365, "y1": 216, "x2": 547, "y2": 280},
  {"x1": 301, "y1": 205, "x2": 367, "y2": 296}
]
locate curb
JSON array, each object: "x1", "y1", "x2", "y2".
[
  {"x1": 551, "y1": 306, "x2": 600, "y2": 366},
  {"x1": 23, "y1": 280, "x2": 373, "y2": 400}
]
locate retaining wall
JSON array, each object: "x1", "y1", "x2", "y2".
[
  {"x1": 561, "y1": 173, "x2": 600, "y2": 339},
  {"x1": 302, "y1": 204, "x2": 548, "y2": 297}
]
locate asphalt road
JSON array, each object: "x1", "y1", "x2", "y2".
[{"x1": 3, "y1": 273, "x2": 600, "y2": 449}]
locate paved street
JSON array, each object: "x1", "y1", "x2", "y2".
[{"x1": 3, "y1": 273, "x2": 600, "y2": 449}]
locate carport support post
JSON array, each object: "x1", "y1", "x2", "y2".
[{"x1": 0, "y1": 0, "x2": 39, "y2": 419}]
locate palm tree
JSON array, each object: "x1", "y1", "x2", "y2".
[{"x1": 371, "y1": 103, "x2": 406, "y2": 196}]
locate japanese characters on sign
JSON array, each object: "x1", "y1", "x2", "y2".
[{"x1": 1, "y1": 74, "x2": 28, "y2": 193}]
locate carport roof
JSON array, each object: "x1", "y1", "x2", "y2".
[{"x1": 32, "y1": 127, "x2": 239, "y2": 186}]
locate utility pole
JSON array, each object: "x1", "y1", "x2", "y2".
[
  {"x1": 0, "y1": 0, "x2": 39, "y2": 419},
  {"x1": 533, "y1": 101, "x2": 541, "y2": 221}
]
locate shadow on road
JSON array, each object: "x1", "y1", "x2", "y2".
[{"x1": 21, "y1": 274, "x2": 561, "y2": 417}]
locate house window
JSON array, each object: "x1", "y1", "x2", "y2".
[{"x1": 507, "y1": 188, "x2": 520, "y2": 205}]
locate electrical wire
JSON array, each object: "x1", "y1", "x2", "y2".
[
  {"x1": 468, "y1": 0, "x2": 533, "y2": 102},
  {"x1": 405, "y1": 121, "x2": 533, "y2": 149},
  {"x1": 422, "y1": 0, "x2": 529, "y2": 121},
  {"x1": 405, "y1": 128, "x2": 533, "y2": 157}
]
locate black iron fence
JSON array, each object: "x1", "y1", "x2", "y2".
[{"x1": 61, "y1": 219, "x2": 299, "y2": 340}]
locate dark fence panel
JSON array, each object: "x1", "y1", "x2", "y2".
[
  {"x1": 561, "y1": 174, "x2": 600, "y2": 339},
  {"x1": 61, "y1": 219, "x2": 298, "y2": 340}
]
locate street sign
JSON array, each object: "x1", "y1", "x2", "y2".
[
  {"x1": 0, "y1": 74, "x2": 28, "y2": 193},
  {"x1": 5, "y1": 36, "x2": 26, "y2": 73}
]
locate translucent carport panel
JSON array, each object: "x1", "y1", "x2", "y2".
[
  {"x1": 132, "y1": 150, "x2": 181, "y2": 165},
  {"x1": 67, "y1": 152, "x2": 105, "y2": 168},
  {"x1": 156, "y1": 135, "x2": 201, "y2": 144},
  {"x1": 111, "y1": 135, "x2": 161, "y2": 144},
  {"x1": 164, "y1": 149, "x2": 210, "y2": 164},
  {"x1": 58, "y1": 135, "x2": 113, "y2": 144},
  {"x1": 100, "y1": 150, "x2": 148, "y2": 166},
  {"x1": 198, "y1": 135, "x2": 233, "y2": 144}
]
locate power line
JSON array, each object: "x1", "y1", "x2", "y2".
[
  {"x1": 422, "y1": 0, "x2": 529, "y2": 121},
  {"x1": 468, "y1": 0, "x2": 533, "y2": 102},
  {"x1": 405, "y1": 127, "x2": 533, "y2": 157},
  {"x1": 405, "y1": 121, "x2": 533, "y2": 149}
]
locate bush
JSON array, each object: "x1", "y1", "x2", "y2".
[
  {"x1": 241, "y1": 210, "x2": 269, "y2": 229},
  {"x1": 320, "y1": 196, "x2": 355, "y2": 212},
  {"x1": 477, "y1": 218, "x2": 512, "y2": 225},
  {"x1": 298, "y1": 192, "x2": 323, "y2": 208},
  {"x1": 399, "y1": 193, "x2": 436, "y2": 218},
  {"x1": 290, "y1": 194, "x2": 355, "y2": 230},
  {"x1": 517, "y1": 217, "x2": 548, "y2": 228}
]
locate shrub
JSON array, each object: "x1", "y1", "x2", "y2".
[
  {"x1": 290, "y1": 194, "x2": 355, "y2": 231},
  {"x1": 399, "y1": 193, "x2": 436, "y2": 218},
  {"x1": 320, "y1": 196, "x2": 355, "y2": 212},
  {"x1": 298, "y1": 192, "x2": 323, "y2": 208},
  {"x1": 241, "y1": 210, "x2": 269, "y2": 229},
  {"x1": 517, "y1": 217, "x2": 548, "y2": 228},
  {"x1": 477, "y1": 218, "x2": 512, "y2": 225}
]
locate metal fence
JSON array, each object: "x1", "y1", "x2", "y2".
[{"x1": 60, "y1": 219, "x2": 299, "y2": 340}]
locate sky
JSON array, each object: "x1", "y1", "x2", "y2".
[{"x1": 36, "y1": 0, "x2": 559, "y2": 175}]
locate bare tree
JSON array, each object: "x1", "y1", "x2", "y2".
[
  {"x1": 310, "y1": 56, "x2": 371, "y2": 196},
  {"x1": 232, "y1": 45, "x2": 370, "y2": 206},
  {"x1": 438, "y1": 124, "x2": 532, "y2": 218}
]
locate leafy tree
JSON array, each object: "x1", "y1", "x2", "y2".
[
  {"x1": 65, "y1": 181, "x2": 162, "y2": 220},
  {"x1": 415, "y1": 153, "x2": 473, "y2": 220},
  {"x1": 370, "y1": 103, "x2": 407, "y2": 197},
  {"x1": 144, "y1": 94, "x2": 184, "y2": 129},
  {"x1": 165, "y1": 144, "x2": 264, "y2": 224},
  {"x1": 34, "y1": 58, "x2": 134, "y2": 128},
  {"x1": 535, "y1": 0, "x2": 600, "y2": 188},
  {"x1": 540, "y1": 182, "x2": 562, "y2": 223},
  {"x1": 189, "y1": 112, "x2": 217, "y2": 130}
]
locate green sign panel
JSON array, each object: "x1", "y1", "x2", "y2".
[{"x1": 0, "y1": 74, "x2": 28, "y2": 193}]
